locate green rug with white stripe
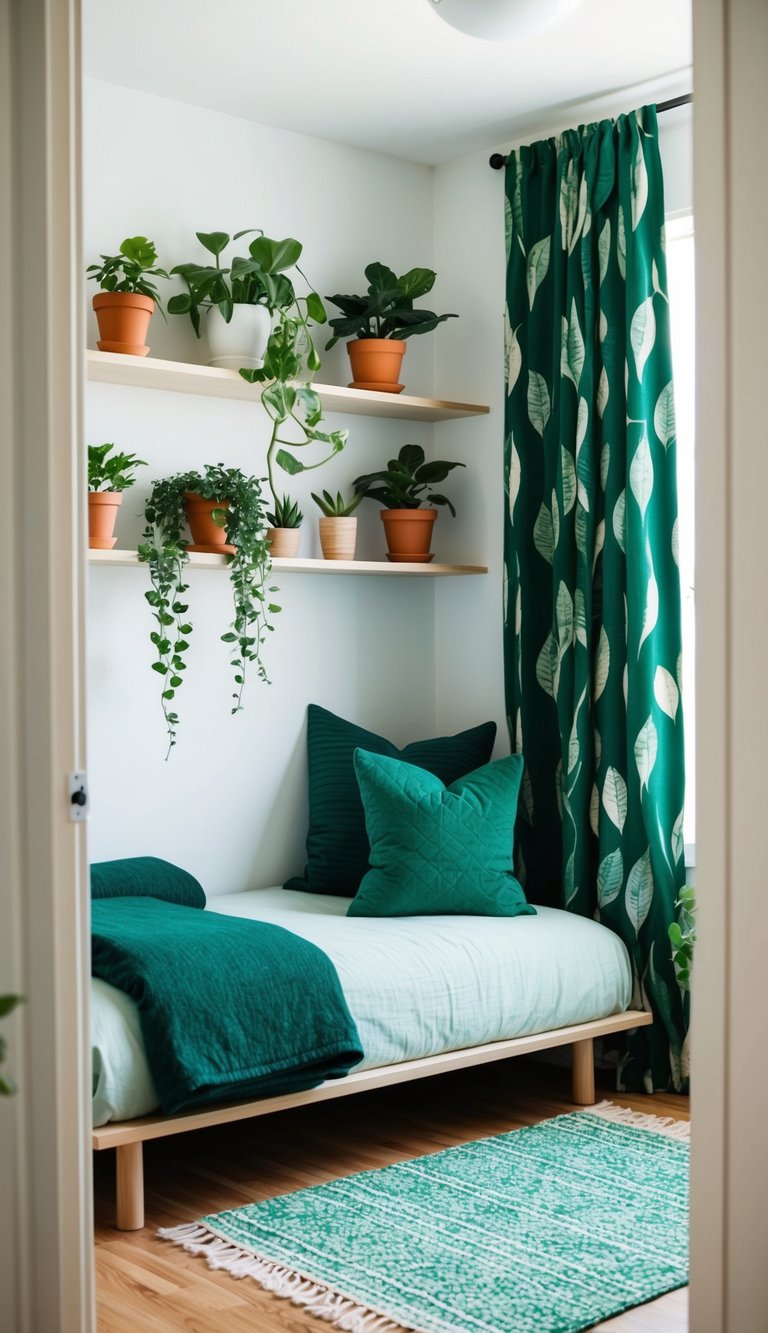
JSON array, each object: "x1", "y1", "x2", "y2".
[{"x1": 159, "y1": 1102, "x2": 689, "y2": 1333}]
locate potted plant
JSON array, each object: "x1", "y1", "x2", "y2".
[
  {"x1": 138, "y1": 465, "x2": 279, "y2": 757},
  {"x1": 239, "y1": 273, "x2": 349, "y2": 558},
  {"x1": 311, "y1": 489, "x2": 362, "y2": 561},
  {"x1": 353, "y1": 443, "x2": 464, "y2": 563},
  {"x1": 87, "y1": 236, "x2": 169, "y2": 356},
  {"x1": 87, "y1": 442, "x2": 147, "y2": 550},
  {"x1": 169, "y1": 230, "x2": 307, "y2": 369},
  {"x1": 266, "y1": 494, "x2": 304, "y2": 559},
  {"x1": 325, "y1": 263, "x2": 458, "y2": 393}
]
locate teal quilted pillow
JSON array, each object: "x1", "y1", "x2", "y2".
[{"x1": 348, "y1": 750, "x2": 535, "y2": 918}]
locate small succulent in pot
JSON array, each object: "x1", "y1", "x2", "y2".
[
  {"x1": 87, "y1": 442, "x2": 147, "y2": 550},
  {"x1": 87, "y1": 236, "x2": 169, "y2": 356},
  {"x1": 310, "y1": 489, "x2": 363, "y2": 518},
  {"x1": 267, "y1": 493, "x2": 304, "y2": 530},
  {"x1": 353, "y1": 444, "x2": 464, "y2": 564},
  {"x1": 311, "y1": 489, "x2": 362, "y2": 562},
  {"x1": 266, "y1": 493, "x2": 304, "y2": 558}
]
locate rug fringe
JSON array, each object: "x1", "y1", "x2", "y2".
[
  {"x1": 157, "y1": 1223, "x2": 406, "y2": 1331},
  {"x1": 586, "y1": 1099, "x2": 690, "y2": 1141}
]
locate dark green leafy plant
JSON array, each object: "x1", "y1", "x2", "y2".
[
  {"x1": 354, "y1": 444, "x2": 464, "y2": 516},
  {"x1": 0, "y1": 994, "x2": 23, "y2": 1096},
  {"x1": 325, "y1": 263, "x2": 457, "y2": 349},
  {"x1": 169, "y1": 231, "x2": 306, "y2": 336},
  {"x1": 669, "y1": 885, "x2": 696, "y2": 992},
  {"x1": 268, "y1": 494, "x2": 303, "y2": 529},
  {"x1": 86, "y1": 236, "x2": 169, "y2": 310},
  {"x1": 138, "y1": 466, "x2": 279, "y2": 757},
  {"x1": 88, "y1": 443, "x2": 147, "y2": 493},
  {"x1": 311, "y1": 489, "x2": 363, "y2": 518}
]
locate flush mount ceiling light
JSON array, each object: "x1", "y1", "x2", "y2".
[{"x1": 428, "y1": 0, "x2": 585, "y2": 40}]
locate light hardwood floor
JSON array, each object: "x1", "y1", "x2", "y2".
[{"x1": 94, "y1": 1060, "x2": 689, "y2": 1332}]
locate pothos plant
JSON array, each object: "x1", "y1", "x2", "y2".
[
  {"x1": 669, "y1": 884, "x2": 696, "y2": 992},
  {"x1": 138, "y1": 465, "x2": 279, "y2": 757},
  {"x1": 239, "y1": 264, "x2": 349, "y2": 522}
]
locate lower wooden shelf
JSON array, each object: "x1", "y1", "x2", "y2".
[{"x1": 88, "y1": 549, "x2": 488, "y2": 577}]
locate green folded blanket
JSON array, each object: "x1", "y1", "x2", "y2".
[{"x1": 91, "y1": 898, "x2": 363, "y2": 1115}]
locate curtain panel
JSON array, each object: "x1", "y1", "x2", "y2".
[{"x1": 503, "y1": 106, "x2": 688, "y2": 1091}]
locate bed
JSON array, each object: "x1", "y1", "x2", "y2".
[{"x1": 91, "y1": 885, "x2": 650, "y2": 1229}]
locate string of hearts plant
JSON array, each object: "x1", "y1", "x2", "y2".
[{"x1": 138, "y1": 465, "x2": 279, "y2": 758}]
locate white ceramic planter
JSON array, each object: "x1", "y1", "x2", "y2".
[{"x1": 206, "y1": 304, "x2": 271, "y2": 369}]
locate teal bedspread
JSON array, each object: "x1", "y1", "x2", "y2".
[{"x1": 91, "y1": 897, "x2": 363, "y2": 1115}]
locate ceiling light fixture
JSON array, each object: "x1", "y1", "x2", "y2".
[{"x1": 428, "y1": 0, "x2": 585, "y2": 41}]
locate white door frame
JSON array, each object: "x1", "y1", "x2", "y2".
[{"x1": 0, "y1": 1, "x2": 94, "y2": 1331}]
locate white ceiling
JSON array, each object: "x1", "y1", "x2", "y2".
[{"x1": 82, "y1": 0, "x2": 692, "y2": 165}]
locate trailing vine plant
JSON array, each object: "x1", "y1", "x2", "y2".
[{"x1": 138, "y1": 465, "x2": 279, "y2": 757}]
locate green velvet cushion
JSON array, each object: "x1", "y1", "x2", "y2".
[
  {"x1": 285, "y1": 705, "x2": 497, "y2": 897},
  {"x1": 347, "y1": 750, "x2": 535, "y2": 919},
  {"x1": 90, "y1": 856, "x2": 206, "y2": 909}
]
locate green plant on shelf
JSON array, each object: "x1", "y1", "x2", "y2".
[
  {"x1": 86, "y1": 236, "x2": 169, "y2": 311},
  {"x1": 311, "y1": 489, "x2": 363, "y2": 518},
  {"x1": 324, "y1": 263, "x2": 457, "y2": 348},
  {"x1": 88, "y1": 442, "x2": 147, "y2": 492},
  {"x1": 138, "y1": 465, "x2": 279, "y2": 758},
  {"x1": 268, "y1": 494, "x2": 303, "y2": 530},
  {"x1": 168, "y1": 230, "x2": 303, "y2": 333},
  {"x1": 353, "y1": 443, "x2": 464, "y2": 515}
]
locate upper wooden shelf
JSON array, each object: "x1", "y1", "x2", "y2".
[
  {"x1": 89, "y1": 549, "x2": 487, "y2": 577},
  {"x1": 86, "y1": 350, "x2": 490, "y2": 423}
]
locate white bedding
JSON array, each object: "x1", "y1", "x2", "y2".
[{"x1": 91, "y1": 886, "x2": 632, "y2": 1126}]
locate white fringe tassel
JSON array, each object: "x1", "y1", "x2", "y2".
[
  {"x1": 157, "y1": 1222, "x2": 407, "y2": 1332},
  {"x1": 586, "y1": 1099, "x2": 691, "y2": 1141}
]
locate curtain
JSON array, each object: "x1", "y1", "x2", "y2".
[{"x1": 503, "y1": 106, "x2": 688, "y2": 1092}]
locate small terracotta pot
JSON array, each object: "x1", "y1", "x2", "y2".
[
  {"x1": 381, "y1": 508, "x2": 437, "y2": 564},
  {"x1": 267, "y1": 527, "x2": 302, "y2": 558},
  {"x1": 347, "y1": 338, "x2": 406, "y2": 394},
  {"x1": 93, "y1": 292, "x2": 155, "y2": 356},
  {"x1": 319, "y1": 516, "x2": 357, "y2": 561},
  {"x1": 183, "y1": 494, "x2": 235, "y2": 555},
  {"x1": 88, "y1": 491, "x2": 123, "y2": 550}
]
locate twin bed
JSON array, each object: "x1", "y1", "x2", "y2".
[{"x1": 91, "y1": 884, "x2": 650, "y2": 1229}]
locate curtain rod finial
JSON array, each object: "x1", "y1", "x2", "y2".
[{"x1": 489, "y1": 153, "x2": 507, "y2": 170}]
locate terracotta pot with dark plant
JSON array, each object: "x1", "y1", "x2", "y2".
[
  {"x1": 353, "y1": 444, "x2": 464, "y2": 564},
  {"x1": 139, "y1": 465, "x2": 279, "y2": 757},
  {"x1": 325, "y1": 263, "x2": 458, "y2": 394},
  {"x1": 87, "y1": 442, "x2": 147, "y2": 549},
  {"x1": 311, "y1": 489, "x2": 362, "y2": 561},
  {"x1": 87, "y1": 236, "x2": 169, "y2": 356}
]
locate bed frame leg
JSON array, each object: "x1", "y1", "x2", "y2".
[
  {"x1": 571, "y1": 1037, "x2": 596, "y2": 1105},
  {"x1": 115, "y1": 1142, "x2": 144, "y2": 1230}
]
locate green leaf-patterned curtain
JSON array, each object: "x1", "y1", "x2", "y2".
[{"x1": 503, "y1": 106, "x2": 688, "y2": 1092}]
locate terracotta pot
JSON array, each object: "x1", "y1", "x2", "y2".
[
  {"x1": 206, "y1": 304, "x2": 272, "y2": 369},
  {"x1": 381, "y1": 508, "x2": 437, "y2": 564},
  {"x1": 93, "y1": 292, "x2": 155, "y2": 356},
  {"x1": 88, "y1": 491, "x2": 123, "y2": 550},
  {"x1": 347, "y1": 338, "x2": 406, "y2": 394},
  {"x1": 267, "y1": 527, "x2": 302, "y2": 558},
  {"x1": 183, "y1": 494, "x2": 235, "y2": 555},
  {"x1": 319, "y1": 516, "x2": 357, "y2": 561}
]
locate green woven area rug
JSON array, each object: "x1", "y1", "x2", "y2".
[{"x1": 159, "y1": 1102, "x2": 689, "y2": 1333}]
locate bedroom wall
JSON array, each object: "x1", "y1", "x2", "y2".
[
  {"x1": 431, "y1": 102, "x2": 693, "y2": 754},
  {"x1": 83, "y1": 79, "x2": 466, "y2": 895}
]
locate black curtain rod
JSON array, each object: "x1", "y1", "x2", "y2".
[{"x1": 488, "y1": 93, "x2": 693, "y2": 169}]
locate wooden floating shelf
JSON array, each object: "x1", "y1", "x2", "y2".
[
  {"x1": 89, "y1": 549, "x2": 488, "y2": 577},
  {"x1": 86, "y1": 350, "x2": 490, "y2": 423}
]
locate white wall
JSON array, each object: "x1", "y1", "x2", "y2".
[
  {"x1": 432, "y1": 103, "x2": 693, "y2": 751},
  {"x1": 84, "y1": 80, "x2": 473, "y2": 895}
]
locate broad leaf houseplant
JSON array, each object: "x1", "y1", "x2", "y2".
[
  {"x1": 87, "y1": 235, "x2": 169, "y2": 357},
  {"x1": 325, "y1": 263, "x2": 457, "y2": 393},
  {"x1": 354, "y1": 443, "x2": 464, "y2": 563},
  {"x1": 88, "y1": 442, "x2": 146, "y2": 550},
  {"x1": 138, "y1": 465, "x2": 279, "y2": 757}
]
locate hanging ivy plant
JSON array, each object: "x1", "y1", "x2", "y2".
[{"x1": 138, "y1": 465, "x2": 279, "y2": 757}]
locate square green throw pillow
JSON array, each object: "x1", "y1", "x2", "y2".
[
  {"x1": 348, "y1": 750, "x2": 535, "y2": 918},
  {"x1": 284, "y1": 705, "x2": 497, "y2": 897}
]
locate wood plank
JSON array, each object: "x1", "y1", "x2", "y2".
[
  {"x1": 92, "y1": 1010, "x2": 652, "y2": 1150},
  {"x1": 88, "y1": 549, "x2": 488, "y2": 576},
  {"x1": 94, "y1": 1060, "x2": 689, "y2": 1333},
  {"x1": 86, "y1": 349, "x2": 491, "y2": 422}
]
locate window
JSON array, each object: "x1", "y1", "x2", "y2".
[{"x1": 665, "y1": 215, "x2": 695, "y2": 854}]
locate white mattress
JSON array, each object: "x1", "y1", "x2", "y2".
[{"x1": 91, "y1": 887, "x2": 632, "y2": 1126}]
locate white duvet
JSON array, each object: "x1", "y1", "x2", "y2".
[{"x1": 91, "y1": 886, "x2": 632, "y2": 1125}]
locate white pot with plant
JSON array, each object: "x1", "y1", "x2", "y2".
[
  {"x1": 311, "y1": 489, "x2": 362, "y2": 560},
  {"x1": 88, "y1": 443, "x2": 147, "y2": 549}
]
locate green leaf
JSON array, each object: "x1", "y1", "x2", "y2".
[
  {"x1": 527, "y1": 371, "x2": 550, "y2": 437},
  {"x1": 598, "y1": 849, "x2": 624, "y2": 907},
  {"x1": 276, "y1": 449, "x2": 304, "y2": 476},
  {"x1": 626, "y1": 848, "x2": 654, "y2": 935},
  {"x1": 654, "y1": 382, "x2": 676, "y2": 448},
  {"x1": 196, "y1": 231, "x2": 230, "y2": 257},
  {"x1": 602, "y1": 766, "x2": 628, "y2": 833},
  {"x1": 526, "y1": 236, "x2": 551, "y2": 311}
]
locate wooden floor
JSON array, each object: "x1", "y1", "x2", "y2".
[{"x1": 94, "y1": 1059, "x2": 690, "y2": 1332}]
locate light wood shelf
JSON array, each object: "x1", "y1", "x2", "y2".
[
  {"x1": 86, "y1": 349, "x2": 490, "y2": 422},
  {"x1": 89, "y1": 549, "x2": 487, "y2": 577}
]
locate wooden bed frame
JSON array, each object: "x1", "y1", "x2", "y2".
[{"x1": 93, "y1": 1008, "x2": 651, "y2": 1230}]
